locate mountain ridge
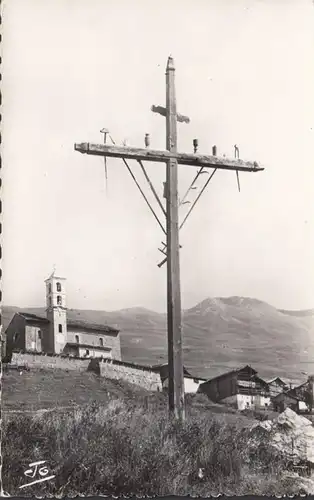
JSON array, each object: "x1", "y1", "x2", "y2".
[
  {"x1": 2, "y1": 296, "x2": 314, "y2": 384},
  {"x1": 4, "y1": 295, "x2": 314, "y2": 317}
]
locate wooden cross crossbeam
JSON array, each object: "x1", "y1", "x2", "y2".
[
  {"x1": 74, "y1": 55, "x2": 264, "y2": 422},
  {"x1": 151, "y1": 105, "x2": 190, "y2": 124},
  {"x1": 74, "y1": 143, "x2": 263, "y2": 173}
]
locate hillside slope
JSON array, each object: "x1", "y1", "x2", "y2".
[
  {"x1": 2, "y1": 297, "x2": 314, "y2": 383},
  {"x1": 2, "y1": 368, "x2": 152, "y2": 412}
]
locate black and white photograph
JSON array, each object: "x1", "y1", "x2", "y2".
[{"x1": 2, "y1": 0, "x2": 314, "y2": 496}]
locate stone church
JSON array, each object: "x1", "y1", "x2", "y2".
[{"x1": 5, "y1": 272, "x2": 121, "y2": 360}]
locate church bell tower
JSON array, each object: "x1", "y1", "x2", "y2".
[{"x1": 45, "y1": 270, "x2": 67, "y2": 354}]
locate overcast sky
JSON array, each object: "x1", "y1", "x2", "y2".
[{"x1": 3, "y1": 0, "x2": 314, "y2": 312}]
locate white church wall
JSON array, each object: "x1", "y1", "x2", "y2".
[
  {"x1": 78, "y1": 346, "x2": 112, "y2": 359},
  {"x1": 25, "y1": 325, "x2": 44, "y2": 352},
  {"x1": 67, "y1": 328, "x2": 121, "y2": 360}
]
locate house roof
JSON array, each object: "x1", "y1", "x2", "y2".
[
  {"x1": 267, "y1": 377, "x2": 287, "y2": 386},
  {"x1": 18, "y1": 312, "x2": 119, "y2": 334},
  {"x1": 272, "y1": 391, "x2": 302, "y2": 402},
  {"x1": 65, "y1": 342, "x2": 112, "y2": 351},
  {"x1": 293, "y1": 381, "x2": 308, "y2": 391},
  {"x1": 152, "y1": 363, "x2": 191, "y2": 372},
  {"x1": 152, "y1": 363, "x2": 206, "y2": 381},
  {"x1": 200, "y1": 364, "x2": 258, "y2": 386},
  {"x1": 286, "y1": 383, "x2": 308, "y2": 401},
  {"x1": 238, "y1": 374, "x2": 269, "y2": 387}
]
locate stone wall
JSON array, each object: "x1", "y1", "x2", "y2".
[
  {"x1": 89, "y1": 358, "x2": 162, "y2": 392},
  {"x1": 10, "y1": 352, "x2": 90, "y2": 371},
  {"x1": 9, "y1": 352, "x2": 162, "y2": 391}
]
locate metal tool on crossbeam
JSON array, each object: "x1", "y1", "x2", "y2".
[
  {"x1": 234, "y1": 144, "x2": 241, "y2": 192},
  {"x1": 100, "y1": 128, "x2": 109, "y2": 192}
]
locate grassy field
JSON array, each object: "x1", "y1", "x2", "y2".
[
  {"x1": 2, "y1": 367, "x2": 258, "y2": 423},
  {"x1": 2, "y1": 367, "x2": 151, "y2": 412},
  {"x1": 2, "y1": 368, "x2": 309, "y2": 496}
]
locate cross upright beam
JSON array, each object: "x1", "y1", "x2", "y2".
[
  {"x1": 165, "y1": 56, "x2": 185, "y2": 421},
  {"x1": 74, "y1": 55, "x2": 264, "y2": 422}
]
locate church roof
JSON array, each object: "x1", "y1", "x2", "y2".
[
  {"x1": 67, "y1": 319, "x2": 119, "y2": 334},
  {"x1": 44, "y1": 276, "x2": 65, "y2": 282},
  {"x1": 19, "y1": 312, "x2": 49, "y2": 323},
  {"x1": 18, "y1": 312, "x2": 119, "y2": 334},
  {"x1": 44, "y1": 267, "x2": 65, "y2": 282}
]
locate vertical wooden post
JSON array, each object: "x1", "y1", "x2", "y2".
[{"x1": 165, "y1": 56, "x2": 185, "y2": 421}]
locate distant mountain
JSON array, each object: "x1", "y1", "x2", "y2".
[
  {"x1": 279, "y1": 308, "x2": 314, "y2": 317},
  {"x1": 2, "y1": 297, "x2": 314, "y2": 384}
]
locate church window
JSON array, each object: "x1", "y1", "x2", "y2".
[
  {"x1": 58, "y1": 324, "x2": 63, "y2": 333},
  {"x1": 99, "y1": 338, "x2": 104, "y2": 347},
  {"x1": 57, "y1": 295, "x2": 62, "y2": 306},
  {"x1": 48, "y1": 283, "x2": 52, "y2": 294},
  {"x1": 13, "y1": 332, "x2": 19, "y2": 343},
  {"x1": 56, "y1": 282, "x2": 62, "y2": 292},
  {"x1": 38, "y1": 330, "x2": 42, "y2": 340},
  {"x1": 49, "y1": 297, "x2": 52, "y2": 307},
  {"x1": 75, "y1": 335, "x2": 79, "y2": 343},
  {"x1": 86, "y1": 349, "x2": 90, "y2": 356}
]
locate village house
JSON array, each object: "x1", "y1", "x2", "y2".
[
  {"x1": 267, "y1": 377, "x2": 290, "y2": 397},
  {"x1": 266, "y1": 377, "x2": 313, "y2": 414},
  {"x1": 289, "y1": 379, "x2": 313, "y2": 400},
  {"x1": 272, "y1": 392, "x2": 306, "y2": 413},
  {"x1": 153, "y1": 363, "x2": 206, "y2": 394},
  {"x1": 283, "y1": 379, "x2": 313, "y2": 413},
  {"x1": 5, "y1": 271, "x2": 121, "y2": 360},
  {"x1": 198, "y1": 364, "x2": 270, "y2": 410}
]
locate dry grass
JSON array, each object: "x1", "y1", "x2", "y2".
[
  {"x1": 2, "y1": 369, "x2": 311, "y2": 496},
  {"x1": 2, "y1": 389, "x2": 305, "y2": 497},
  {"x1": 2, "y1": 367, "x2": 150, "y2": 412}
]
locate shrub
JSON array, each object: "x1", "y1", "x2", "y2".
[{"x1": 2, "y1": 392, "x2": 295, "y2": 497}]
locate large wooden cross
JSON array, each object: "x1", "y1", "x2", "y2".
[{"x1": 75, "y1": 56, "x2": 264, "y2": 421}]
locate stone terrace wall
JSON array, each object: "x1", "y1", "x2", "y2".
[
  {"x1": 10, "y1": 352, "x2": 163, "y2": 391},
  {"x1": 89, "y1": 358, "x2": 162, "y2": 392},
  {"x1": 10, "y1": 352, "x2": 90, "y2": 371}
]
